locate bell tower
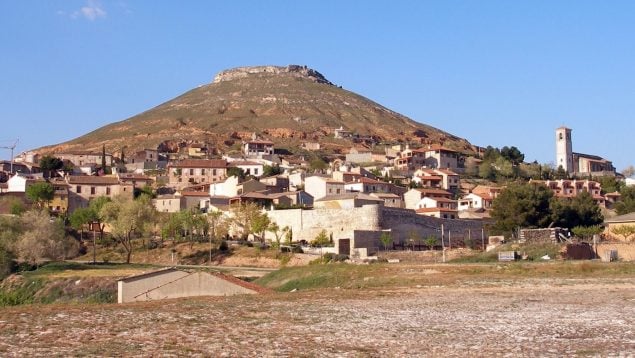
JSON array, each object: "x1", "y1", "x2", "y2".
[{"x1": 555, "y1": 127, "x2": 573, "y2": 173}]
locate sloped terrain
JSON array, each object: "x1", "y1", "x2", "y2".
[{"x1": 39, "y1": 65, "x2": 475, "y2": 155}]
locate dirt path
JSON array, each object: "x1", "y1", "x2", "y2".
[{"x1": 0, "y1": 277, "x2": 633, "y2": 356}]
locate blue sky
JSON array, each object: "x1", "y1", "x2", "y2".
[{"x1": 0, "y1": 1, "x2": 633, "y2": 171}]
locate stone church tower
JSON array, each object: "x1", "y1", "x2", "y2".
[{"x1": 555, "y1": 126, "x2": 573, "y2": 173}]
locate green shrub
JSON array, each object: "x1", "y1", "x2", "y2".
[{"x1": 219, "y1": 240, "x2": 229, "y2": 252}]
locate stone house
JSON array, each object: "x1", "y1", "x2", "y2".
[
  {"x1": 168, "y1": 159, "x2": 227, "y2": 189},
  {"x1": 259, "y1": 175, "x2": 290, "y2": 193},
  {"x1": 153, "y1": 195, "x2": 186, "y2": 213},
  {"x1": 534, "y1": 179, "x2": 606, "y2": 207},
  {"x1": 66, "y1": 175, "x2": 133, "y2": 212},
  {"x1": 57, "y1": 151, "x2": 113, "y2": 167},
  {"x1": 369, "y1": 192, "x2": 402, "y2": 208}
]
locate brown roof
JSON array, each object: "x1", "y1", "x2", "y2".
[
  {"x1": 416, "y1": 207, "x2": 458, "y2": 213},
  {"x1": 170, "y1": 159, "x2": 227, "y2": 169},
  {"x1": 415, "y1": 188, "x2": 452, "y2": 196},
  {"x1": 247, "y1": 140, "x2": 274, "y2": 145},
  {"x1": 230, "y1": 161, "x2": 262, "y2": 166},
  {"x1": 118, "y1": 173, "x2": 152, "y2": 181},
  {"x1": 180, "y1": 191, "x2": 210, "y2": 197},
  {"x1": 67, "y1": 176, "x2": 120, "y2": 185}
]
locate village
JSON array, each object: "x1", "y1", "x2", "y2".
[{"x1": 1, "y1": 125, "x2": 634, "y2": 266}]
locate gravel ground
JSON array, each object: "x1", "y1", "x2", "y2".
[{"x1": 0, "y1": 277, "x2": 634, "y2": 357}]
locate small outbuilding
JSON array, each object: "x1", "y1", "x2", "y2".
[{"x1": 117, "y1": 268, "x2": 267, "y2": 303}]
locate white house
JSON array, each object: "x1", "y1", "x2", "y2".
[
  {"x1": 305, "y1": 175, "x2": 345, "y2": 200},
  {"x1": 209, "y1": 176, "x2": 240, "y2": 197},
  {"x1": 230, "y1": 161, "x2": 264, "y2": 178},
  {"x1": 403, "y1": 188, "x2": 453, "y2": 210}
]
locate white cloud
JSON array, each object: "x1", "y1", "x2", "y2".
[{"x1": 71, "y1": 0, "x2": 107, "y2": 21}]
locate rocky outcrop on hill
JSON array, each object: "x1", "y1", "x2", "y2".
[{"x1": 213, "y1": 65, "x2": 333, "y2": 85}]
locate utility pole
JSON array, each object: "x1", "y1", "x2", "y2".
[
  {"x1": 441, "y1": 223, "x2": 445, "y2": 263},
  {"x1": 0, "y1": 139, "x2": 18, "y2": 174}
]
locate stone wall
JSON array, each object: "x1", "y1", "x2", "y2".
[
  {"x1": 266, "y1": 205, "x2": 486, "y2": 251},
  {"x1": 380, "y1": 207, "x2": 486, "y2": 245},
  {"x1": 597, "y1": 243, "x2": 635, "y2": 261}
]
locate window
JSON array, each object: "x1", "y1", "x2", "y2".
[
  {"x1": 254, "y1": 168, "x2": 259, "y2": 175},
  {"x1": 90, "y1": 187, "x2": 96, "y2": 195},
  {"x1": 189, "y1": 169, "x2": 194, "y2": 175},
  {"x1": 106, "y1": 187, "x2": 111, "y2": 195},
  {"x1": 76, "y1": 186, "x2": 82, "y2": 193},
  {"x1": 559, "y1": 133, "x2": 563, "y2": 140},
  {"x1": 336, "y1": 189, "x2": 341, "y2": 194},
  {"x1": 201, "y1": 169, "x2": 206, "y2": 175},
  {"x1": 213, "y1": 169, "x2": 217, "y2": 176}
]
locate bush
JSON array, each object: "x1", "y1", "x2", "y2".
[
  {"x1": 291, "y1": 246, "x2": 304, "y2": 254},
  {"x1": 0, "y1": 246, "x2": 15, "y2": 279},
  {"x1": 219, "y1": 240, "x2": 229, "y2": 252}
]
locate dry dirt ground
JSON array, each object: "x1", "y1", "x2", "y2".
[{"x1": 0, "y1": 276, "x2": 634, "y2": 357}]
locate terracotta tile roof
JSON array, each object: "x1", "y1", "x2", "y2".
[
  {"x1": 118, "y1": 173, "x2": 152, "y2": 180},
  {"x1": 170, "y1": 159, "x2": 227, "y2": 169},
  {"x1": 247, "y1": 140, "x2": 274, "y2": 145},
  {"x1": 180, "y1": 191, "x2": 210, "y2": 197},
  {"x1": 416, "y1": 207, "x2": 458, "y2": 213},
  {"x1": 230, "y1": 161, "x2": 262, "y2": 166},
  {"x1": 67, "y1": 176, "x2": 120, "y2": 185},
  {"x1": 415, "y1": 188, "x2": 452, "y2": 196},
  {"x1": 425, "y1": 197, "x2": 457, "y2": 203},
  {"x1": 417, "y1": 175, "x2": 443, "y2": 181}
]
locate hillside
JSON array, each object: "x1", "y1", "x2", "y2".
[{"x1": 39, "y1": 65, "x2": 475, "y2": 156}]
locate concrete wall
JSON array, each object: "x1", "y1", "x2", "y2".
[{"x1": 118, "y1": 269, "x2": 256, "y2": 303}]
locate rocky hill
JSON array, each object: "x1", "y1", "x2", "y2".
[{"x1": 39, "y1": 65, "x2": 476, "y2": 156}]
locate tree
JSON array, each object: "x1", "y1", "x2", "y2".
[
  {"x1": 407, "y1": 230, "x2": 419, "y2": 251},
  {"x1": 622, "y1": 165, "x2": 635, "y2": 178},
  {"x1": 39, "y1": 155, "x2": 64, "y2": 178},
  {"x1": 227, "y1": 167, "x2": 246, "y2": 180},
  {"x1": 101, "y1": 144, "x2": 107, "y2": 173},
  {"x1": 612, "y1": 225, "x2": 635, "y2": 242},
  {"x1": 207, "y1": 210, "x2": 228, "y2": 262},
  {"x1": 230, "y1": 202, "x2": 264, "y2": 240},
  {"x1": 267, "y1": 222, "x2": 289, "y2": 250},
  {"x1": 69, "y1": 206, "x2": 100, "y2": 263},
  {"x1": 550, "y1": 191, "x2": 604, "y2": 229},
  {"x1": 100, "y1": 195, "x2": 155, "y2": 263},
  {"x1": 25, "y1": 182, "x2": 54, "y2": 209},
  {"x1": 250, "y1": 212, "x2": 271, "y2": 243},
  {"x1": 596, "y1": 176, "x2": 624, "y2": 195},
  {"x1": 424, "y1": 236, "x2": 437, "y2": 251},
  {"x1": 263, "y1": 165, "x2": 283, "y2": 177},
  {"x1": 491, "y1": 182, "x2": 554, "y2": 235},
  {"x1": 500, "y1": 146, "x2": 525, "y2": 165},
  {"x1": 311, "y1": 229, "x2": 331, "y2": 247},
  {"x1": 478, "y1": 161, "x2": 497, "y2": 181},
  {"x1": 16, "y1": 210, "x2": 79, "y2": 266},
  {"x1": 615, "y1": 186, "x2": 635, "y2": 215},
  {"x1": 571, "y1": 225, "x2": 603, "y2": 241},
  {"x1": 309, "y1": 157, "x2": 328, "y2": 173},
  {"x1": 379, "y1": 232, "x2": 392, "y2": 251}
]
